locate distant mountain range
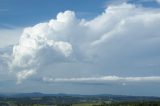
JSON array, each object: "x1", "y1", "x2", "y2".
[
  {"x1": 0, "y1": 92, "x2": 159, "y2": 98},
  {"x1": 0, "y1": 92, "x2": 110, "y2": 97}
]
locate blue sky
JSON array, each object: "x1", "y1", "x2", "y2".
[
  {"x1": 0, "y1": 0, "x2": 160, "y2": 27},
  {"x1": 0, "y1": 0, "x2": 106, "y2": 27},
  {"x1": 0, "y1": 0, "x2": 160, "y2": 96}
]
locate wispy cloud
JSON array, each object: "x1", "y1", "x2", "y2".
[
  {"x1": 0, "y1": 9, "x2": 8, "y2": 12},
  {"x1": 156, "y1": 0, "x2": 160, "y2": 4},
  {"x1": 0, "y1": 28, "x2": 22, "y2": 48},
  {"x1": 102, "y1": 0, "x2": 128, "y2": 8},
  {"x1": 43, "y1": 76, "x2": 160, "y2": 83}
]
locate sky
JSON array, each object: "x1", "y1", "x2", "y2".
[{"x1": 0, "y1": 0, "x2": 160, "y2": 96}]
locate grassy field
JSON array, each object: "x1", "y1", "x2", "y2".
[
  {"x1": 0, "y1": 95, "x2": 160, "y2": 106},
  {"x1": 72, "y1": 103, "x2": 100, "y2": 106}
]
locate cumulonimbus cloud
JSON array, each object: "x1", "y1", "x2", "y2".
[
  {"x1": 10, "y1": 11, "x2": 75, "y2": 83},
  {"x1": 8, "y1": 3, "x2": 160, "y2": 83}
]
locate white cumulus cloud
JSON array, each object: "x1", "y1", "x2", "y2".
[{"x1": 8, "y1": 3, "x2": 160, "y2": 83}]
